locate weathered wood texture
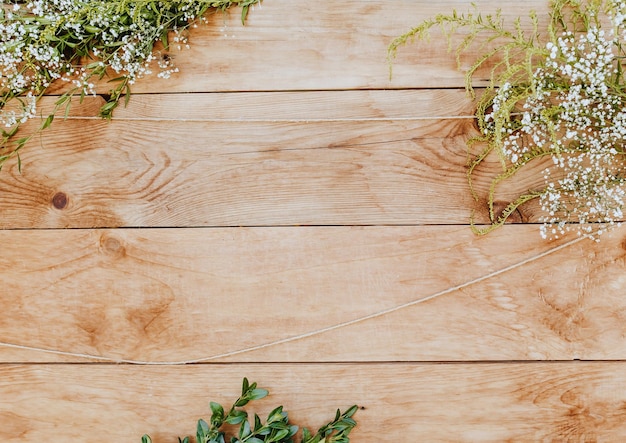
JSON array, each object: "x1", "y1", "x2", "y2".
[
  {"x1": 4, "y1": 91, "x2": 549, "y2": 228},
  {"x1": 3, "y1": 1, "x2": 626, "y2": 442},
  {"x1": 3, "y1": 363, "x2": 626, "y2": 442},
  {"x1": 1, "y1": 224, "x2": 625, "y2": 364},
  {"x1": 42, "y1": 0, "x2": 547, "y2": 93}
]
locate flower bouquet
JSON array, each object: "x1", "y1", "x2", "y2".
[{"x1": 390, "y1": 0, "x2": 626, "y2": 240}]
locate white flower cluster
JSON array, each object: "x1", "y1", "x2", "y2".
[
  {"x1": 483, "y1": 6, "x2": 626, "y2": 240},
  {"x1": 0, "y1": 0, "x2": 214, "y2": 128}
]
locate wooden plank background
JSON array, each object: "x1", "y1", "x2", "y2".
[{"x1": 2, "y1": 0, "x2": 626, "y2": 441}]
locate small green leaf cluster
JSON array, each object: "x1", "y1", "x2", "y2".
[
  {"x1": 0, "y1": 0, "x2": 261, "y2": 170},
  {"x1": 390, "y1": 0, "x2": 626, "y2": 239},
  {"x1": 300, "y1": 407, "x2": 358, "y2": 443},
  {"x1": 141, "y1": 378, "x2": 358, "y2": 443}
]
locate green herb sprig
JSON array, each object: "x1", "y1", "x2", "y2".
[
  {"x1": 141, "y1": 378, "x2": 359, "y2": 443},
  {"x1": 390, "y1": 0, "x2": 626, "y2": 240},
  {"x1": 0, "y1": 0, "x2": 261, "y2": 170}
]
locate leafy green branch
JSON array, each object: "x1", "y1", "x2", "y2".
[{"x1": 141, "y1": 378, "x2": 358, "y2": 443}]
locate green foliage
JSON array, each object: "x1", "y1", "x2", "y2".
[
  {"x1": 389, "y1": 0, "x2": 626, "y2": 238},
  {"x1": 0, "y1": 0, "x2": 261, "y2": 170},
  {"x1": 141, "y1": 378, "x2": 358, "y2": 443}
]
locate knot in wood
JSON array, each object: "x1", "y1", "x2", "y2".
[
  {"x1": 100, "y1": 235, "x2": 126, "y2": 258},
  {"x1": 52, "y1": 192, "x2": 68, "y2": 210}
]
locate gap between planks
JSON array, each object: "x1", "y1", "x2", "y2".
[
  {"x1": 29, "y1": 116, "x2": 477, "y2": 122},
  {"x1": 1, "y1": 360, "x2": 623, "y2": 366}
]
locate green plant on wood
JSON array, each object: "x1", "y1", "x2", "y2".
[
  {"x1": 0, "y1": 0, "x2": 261, "y2": 170},
  {"x1": 389, "y1": 0, "x2": 626, "y2": 240},
  {"x1": 141, "y1": 378, "x2": 359, "y2": 443}
]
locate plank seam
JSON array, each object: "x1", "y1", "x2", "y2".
[
  {"x1": 0, "y1": 234, "x2": 588, "y2": 365},
  {"x1": 19, "y1": 116, "x2": 478, "y2": 122}
]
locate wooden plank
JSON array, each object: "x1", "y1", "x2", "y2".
[
  {"x1": 0, "y1": 91, "x2": 553, "y2": 229},
  {"x1": 109, "y1": 90, "x2": 475, "y2": 121},
  {"x1": 2, "y1": 362, "x2": 626, "y2": 441},
  {"x1": 1, "y1": 224, "x2": 624, "y2": 364},
  {"x1": 32, "y1": 89, "x2": 474, "y2": 120},
  {"x1": 42, "y1": 0, "x2": 546, "y2": 94}
]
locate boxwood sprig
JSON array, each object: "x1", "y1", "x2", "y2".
[{"x1": 141, "y1": 378, "x2": 358, "y2": 443}]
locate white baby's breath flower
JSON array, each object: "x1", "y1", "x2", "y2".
[
  {"x1": 0, "y1": 0, "x2": 261, "y2": 169},
  {"x1": 480, "y1": 5, "x2": 626, "y2": 239}
]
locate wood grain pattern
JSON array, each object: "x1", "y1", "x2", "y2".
[
  {"x1": 4, "y1": 1, "x2": 625, "y2": 440},
  {"x1": 1, "y1": 91, "x2": 553, "y2": 229},
  {"x1": 1, "y1": 224, "x2": 625, "y2": 364},
  {"x1": 110, "y1": 90, "x2": 475, "y2": 120},
  {"x1": 40, "y1": 0, "x2": 547, "y2": 94},
  {"x1": 2, "y1": 363, "x2": 626, "y2": 442},
  {"x1": 36, "y1": 90, "x2": 475, "y2": 120}
]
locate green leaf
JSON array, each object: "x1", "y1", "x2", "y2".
[
  {"x1": 234, "y1": 397, "x2": 250, "y2": 408},
  {"x1": 288, "y1": 425, "x2": 298, "y2": 437},
  {"x1": 344, "y1": 405, "x2": 358, "y2": 418},
  {"x1": 268, "y1": 421, "x2": 288, "y2": 431},
  {"x1": 267, "y1": 406, "x2": 284, "y2": 423},
  {"x1": 15, "y1": 137, "x2": 30, "y2": 147},
  {"x1": 197, "y1": 419, "x2": 210, "y2": 442},
  {"x1": 238, "y1": 419, "x2": 251, "y2": 439},
  {"x1": 100, "y1": 101, "x2": 117, "y2": 113},
  {"x1": 248, "y1": 388, "x2": 268, "y2": 401},
  {"x1": 124, "y1": 82, "x2": 132, "y2": 107},
  {"x1": 225, "y1": 410, "x2": 248, "y2": 425},
  {"x1": 5, "y1": 125, "x2": 19, "y2": 138},
  {"x1": 271, "y1": 429, "x2": 290, "y2": 441},
  {"x1": 106, "y1": 76, "x2": 128, "y2": 84},
  {"x1": 141, "y1": 435, "x2": 152, "y2": 443},
  {"x1": 302, "y1": 428, "x2": 321, "y2": 443},
  {"x1": 99, "y1": 101, "x2": 118, "y2": 119},
  {"x1": 64, "y1": 100, "x2": 72, "y2": 119},
  {"x1": 341, "y1": 417, "x2": 356, "y2": 428},
  {"x1": 84, "y1": 25, "x2": 102, "y2": 34},
  {"x1": 242, "y1": 378, "x2": 250, "y2": 395},
  {"x1": 253, "y1": 413, "x2": 262, "y2": 432},
  {"x1": 161, "y1": 29, "x2": 169, "y2": 49},
  {"x1": 85, "y1": 61, "x2": 103, "y2": 70},
  {"x1": 40, "y1": 114, "x2": 54, "y2": 130},
  {"x1": 241, "y1": 5, "x2": 249, "y2": 25},
  {"x1": 210, "y1": 402, "x2": 224, "y2": 418},
  {"x1": 55, "y1": 95, "x2": 69, "y2": 106}
]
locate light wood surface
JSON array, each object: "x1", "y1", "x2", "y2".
[
  {"x1": 1, "y1": 224, "x2": 625, "y2": 364},
  {"x1": 3, "y1": 91, "x2": 549, "y2": 228},
  {"x1": 42, "y1": 0, "x2": 547, "y2": 94},
  {"x1": 2, "y1": 363, "x2": 626, "y2": 442},
  {"x1": 3, "y1": 1, "x2": 625, "y2": 441}
]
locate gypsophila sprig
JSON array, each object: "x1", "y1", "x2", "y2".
[
  {"x1": 389, "y1": 0, "x2": 626, "y2": 240},
  {"x1": 0, "y1": 0, "x2": 261, "y2": 170},
  {"x1": 141, "y1": 378, "x2": 359, "y2": 443}
]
